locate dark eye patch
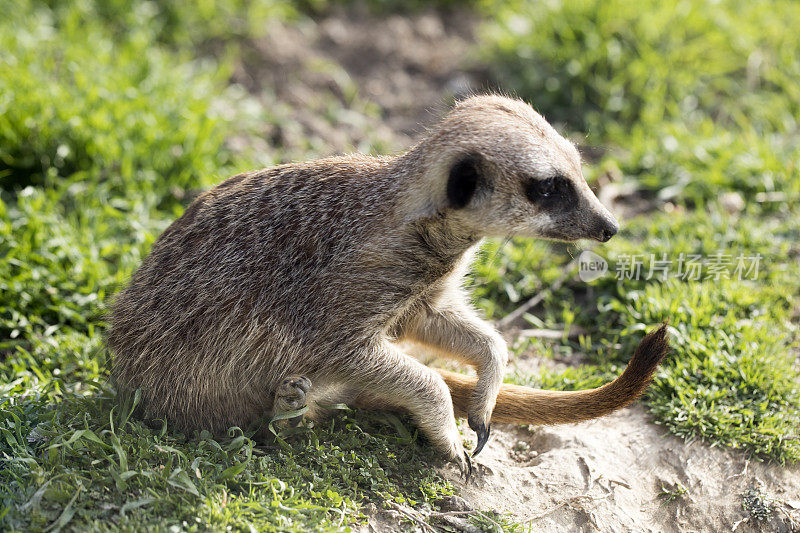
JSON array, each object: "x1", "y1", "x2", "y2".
[{"x1": 524, "y1": 174, "x2": 575, "y2": 207}]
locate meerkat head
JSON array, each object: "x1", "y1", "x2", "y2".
[{"x1": 420, "y1": 94, "x2": 618, "y2": 243}]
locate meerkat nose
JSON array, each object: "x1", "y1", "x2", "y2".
[{"x1": 598, "y1": 217, "x2": 620, "y2": 242}]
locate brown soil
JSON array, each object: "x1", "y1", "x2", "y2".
[
  {"x1": 231, "y1": 4, "x2": 485, "y2": 158},
  {"x1": 442, "y1": 406, "x2": 800, "y2": 532}
]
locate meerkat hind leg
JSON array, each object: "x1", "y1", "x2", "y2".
[{"x1": 272, "y1": 375, "x2": 312, "y2": 428}]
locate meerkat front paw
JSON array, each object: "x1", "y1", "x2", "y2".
[
  {"x1": 437, "y1": 424, "x2": 474, "y2": 483},
  {"x1": 273, "y1": 375, "x2": 312, "y2": 428},
  {"x1": 468, "y1": 353, "x2": 505, "y2": 456},
  {"x1": 439, "y1": 435, "x2": 473, "y2": 482},
  {"x1": 456, "y1": 450, "x2": 473, "y2": 483},
  {"x1": 467, "y1": 411, "x2": 491, "y2": 457},
  {"x1": 468, "y1": 381, "x2": 501, "y2": 456}
]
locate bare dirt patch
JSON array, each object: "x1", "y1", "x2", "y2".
[
  {"x1": 232, "y1": 5, "x2": 483, "y2": 158},
  {"x1": 440, "y1": 406, "x2": 800, "y2": 532}
]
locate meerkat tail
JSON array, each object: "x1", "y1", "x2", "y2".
[{"x1": 441, "y1": 324, "x2": 670, "y2": 425}]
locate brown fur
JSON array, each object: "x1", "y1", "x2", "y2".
[{"x1": 108, "y1": 94, "x2": 666, "y2": 472}]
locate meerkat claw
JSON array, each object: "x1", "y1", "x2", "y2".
[
  {"x1": 469, "y1": 416, "x2": 491, "y2": 457},
  {"x1": 459, "y1": 450, "x2": 474, "y2": 483}
]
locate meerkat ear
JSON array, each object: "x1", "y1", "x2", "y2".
[{"x1": 447, "y1": 153, "x2": 484, "y2": 209}]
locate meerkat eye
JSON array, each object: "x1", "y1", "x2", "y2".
[
  {"x1": 540, "y1": 178, "x2": 556, "y2": 198},
  {"x1": 524, "y1": 174, "x2": 572, "y2": 205}
]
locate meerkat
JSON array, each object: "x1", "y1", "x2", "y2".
[{"x1": 108, "y1": 94, "x2": 669, "y2": 478}]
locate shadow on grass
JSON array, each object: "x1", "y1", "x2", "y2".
[{"x1": 0, "y1": 382, "x2": 455, "y2": 530}]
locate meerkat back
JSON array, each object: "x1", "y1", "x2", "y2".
[{"x1": 108, "y1": 156, "x2": 395, "y2": 433}]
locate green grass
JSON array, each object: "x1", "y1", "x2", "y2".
[
  {"x1": 1, "y1": 381, "x2": 458, "y2": 531},
  {"x1": 0, "y1": 1, "x2": 242, "y2": 198},
  {"x1": 2, "y1": 0, "x2": 800, "y2": 529}
]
